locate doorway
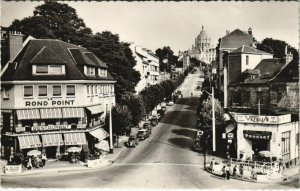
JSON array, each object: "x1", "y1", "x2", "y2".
[{"x1": 45, "y1": 146, "x2": 57, "y2": 159}]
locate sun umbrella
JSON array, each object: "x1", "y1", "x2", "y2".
[
  {"x1": 258, "y1": 150, "x2": 273, "y2": 158},
  {"x1": 27, "y1": 149, "x2": 41, "y2": 156},
  {"x1": 67, "y1": 146, "x2": 82, "y2": 153}
]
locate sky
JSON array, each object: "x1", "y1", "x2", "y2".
[{"x1": 1, "y1": 1, "x2": 299, "y2": 54}]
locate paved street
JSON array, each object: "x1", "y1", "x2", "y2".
[{"x1": 1, "y1": 70, "x2": 296, "y2": 189}]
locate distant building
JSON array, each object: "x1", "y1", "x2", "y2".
[
  {"x1": 131, "y1": 45, "x2": 160, "y2": 93},
  {"x1": 1, "y1": 38, "x2": 116, "y2": 160},
  {"x1": 183, "y1": 26, "x2": 216, "y2": 64},
  {"x1": 177, "y1": 51, "x2": 190, "y2": 71}
]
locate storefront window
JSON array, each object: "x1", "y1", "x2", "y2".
[
  {"x1": 66, "y1": 85, "x2": 75, "y2": 96},
  {"x1": 24, "y1": 86, "x2": 33, "y2": 97},
  {"x1": 38, "y1": 86, "x2": 47, "y2": 97},
  {"x1": 53, "y1": 85, "x2": 61, "y2": 96},
  {"x1": 282, "y1": 131, "x2": 291, "y2": 160}
]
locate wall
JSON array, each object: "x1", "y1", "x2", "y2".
[
  {"x1": 228, "y1": 54, "x2": 241, "y2": 84},
  {"x1": 241, "y1": 54, "x2": 273, "y2": 72}
]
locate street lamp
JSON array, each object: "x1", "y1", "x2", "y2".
[{"x1": 200, "y1": 87, "x2": 216, "y2": 152}]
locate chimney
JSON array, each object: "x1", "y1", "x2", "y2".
[
  {"x1": 226, "y1": 30, "x2": 230, "y2": 35},
  {"x1": 284, "y1": 45, "x2": 293, "y2": 64},
  {"x1": 9, "y1": 31, "x2": 24, "y2": 61},
  {"x1": 248, "y1": 27, "x2": 252, "y2": 35}
]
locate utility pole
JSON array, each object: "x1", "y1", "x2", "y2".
[{"x1": 109, "y1": 104, "x2": 113, "y2": 153}]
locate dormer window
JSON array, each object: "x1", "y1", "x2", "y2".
[
  {"x1": 85, "y1": 66, "x2": 95, "y2": 76},
  {"x1": 33, "y1": 65, "x2": 65, "y2": 75},
  {"x1": 98, "y1": 68, "x2": 107, "y2": 77}
]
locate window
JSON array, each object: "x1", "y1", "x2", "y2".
[
  {"x1": 24, "y1": 86, "x2": 33, "y2": 97},
  {"x1": 91, "y1": 85, "x2": 94, "y2": 95},
  {"x1": 52, "y1": 85, "x2": 61, "y2": 96},
  {"x1": 246, "y1": 55, "x2": 249, "y2": 65},
  {"x1": 3, "y1": 88, "x2": 9, "y2": 99},
  {"x1": 87, "y1": 85, "x2": 90, "y2": 95},
  {"x1": 38, "y1": 86, "x2": 47, "y2": 97},
  {"x1": 66, "y1": 85, "x2": 75, "y2": 96},
  {"x1": 95, "y1": 85, "x2": 97, "y2": 94},
  {"x1": 86, "y1": 66, "x2": 95, "y2": 75},
  {"x1": 282, "y1": 131, "x2": 291, "y2": 160},
  {"x1": 36, "y1": 65, "x2": 48, "y2": 73},
  {"x1": 34, "y1": 65, "x2": 64, "y2": 75},
  {"x1": 49, "y1": 65, "x2": 63, "y2": 74}
]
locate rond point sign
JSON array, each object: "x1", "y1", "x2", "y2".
[{"x1": 25, "y1": 100, "x2": 75, "y2": 107}]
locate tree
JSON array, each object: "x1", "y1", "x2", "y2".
[
  {"x1": 123, "y1": 95, "x2": 146, "y2": 127},
  {"x1": 198, "y1": 96, "x2": 225, "y2": 129},
  {"x1": 257, "y1": 38, "x2": 298, "y2": 60},
  {"x1": 112, "y1": 105, "x2": 132, "y2": 146},
  {"x1": 277, "y1": 91, "x2": 299, "y2": 112},
  {"x1": 155, "y1": 46, "x2": 179, "y2": 72},
  {"x1": 9, "y1": 1, "x2": 92, "y2": 45}
]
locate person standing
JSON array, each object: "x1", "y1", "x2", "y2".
[
  {"x1": 42, "y1": 153, "x2": 47, "y2": 168},
  {"x1": 233, "y1": 165, "x2": 237, "y2": 178},
  {"x1": 251, "y1": 166, "x2": 256, "y2": 180},
  {"x1": 226, "y1": 164, "x2": 231, "y2": 180},
  {"x1": 239, "y1": 164, "x2": 244, "y2": 178},
  {"x1": 222, "y1": 166, "x2": 226, "y2": 179},
  {"x1": 27, "y1": 157, "x2": 33, "y2": 170},
  {"x1": 210, "y1": 158, "x2": 215, "y2": 172}
]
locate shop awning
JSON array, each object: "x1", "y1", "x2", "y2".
[
  {"x1": 225, "y1": 123, "x2": 235, "y2": 133},
  {"x1": 64, "y1": 133, "x2": 87, "y2": 145},
  {"x1": 41, "y1": 134, "x2": 64, "y2": 147},
  {"x1": 62, "y1": 108, "x2": 84, "y2": 118},
  {"x1": 18, "y1": 135, "x2": 42, "y2": 149},
  {"x1": 89, "y1": 128, "x2": 108, "y2": 141},
  {"x1": 95, "y1": 140, "x2": 110, "y2": 152},
  {"x1": 40, "y1": 108, "x2": 62, "y2": 119},
  {"x1": 16, "y1": 109, "x2": 40, "y2": 120},
  {"x1": 86, "y1": 105, "x2": 103, "y2": 115}
]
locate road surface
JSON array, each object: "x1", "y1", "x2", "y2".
[{"x1": 1, "y1": 69, "x2": 296, "y2": 189}]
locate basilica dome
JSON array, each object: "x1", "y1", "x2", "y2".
[{"x1": 197, "y1": 26, "x2": 209, "y2": 39}]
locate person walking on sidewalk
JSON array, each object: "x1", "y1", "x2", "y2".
[
  {"x1": 222, "y1": 166, "x2": 226, "y2": 179},
  {"x1": 233, "y1": 165, "x2": 237, "y2": 178},
  {"x1": 239, "y1": 164, "x2": 244, "y2": 179},
  {"x1": 210, "y1": 158, "x2": 215, "y2": 172},
  {"x1": 27, "y1": 157, "x2": 33, "y2": 170},
  {"x1": 226, "y1": 164, "x2": 231, "y2": 180},
  {"x1": 42, "y1": 153, "x2": 47, "y2": 168}
]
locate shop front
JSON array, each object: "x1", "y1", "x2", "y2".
[{"x1": 236, "y1": 114, "x2": 299, "y2": 166}]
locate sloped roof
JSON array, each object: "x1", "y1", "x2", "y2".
[
  {"x1": 270, "y1": 59, "x2": 299, "y2": 82},
  {"x1": 243, "y1": 58, "x2": 285, "y2": 84},
  {"x1": 30, "y1": 46, "x2": 67, "y2": 64},
  {"x1": 230, "y1": 45, "x2": 272, "y2": 55},
  {"x1": 220, "y1": 29, "x2": 254, "y2": 49},
  {"x1": 1, "y1": 39, "x2": 113, "y2": 81}
]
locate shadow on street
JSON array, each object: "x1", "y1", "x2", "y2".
[
  {"x1": 172, "y1": 129, "x2": 197, "y2": 139},
  {"x1": 168, "y1": 137, "x2": 194, "y2": 151}
]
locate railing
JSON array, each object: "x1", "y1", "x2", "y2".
[{"x1": 230, "y1": 158, "x2": 274, "y2": 171}]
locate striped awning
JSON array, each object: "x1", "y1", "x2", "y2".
[
  {"x1": 89, "y1": 128, "x2": 108, "y2": 141},
  {"x1": 18, "y1": 135, "x2": 42, "y2": 149},
  {"x1": 86, "y1": 105, "x2": 103, "y2": 115},
  {"x1": 41, "y1": 134, "x2": 64, "y2": 147},
  {"x1": 64, "y1": 133, "x2": 87, "y2": 145},
  {"x1": 62, "y1": 108, "x2": 84, "y2": 118},
  {"x1": 40, "y1": 108, "x2": 62, "y2": 119},
  {"x1": 16, "y1": 109, "x2": 40, "y2": 120}
]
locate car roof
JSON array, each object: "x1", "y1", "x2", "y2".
[{"x1": 138, "y1": 129, "x2": 147, "y2": 132}]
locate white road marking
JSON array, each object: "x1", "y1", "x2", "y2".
[{"x1": 114, "y1": 162, "x2": 203, "y2": 167}]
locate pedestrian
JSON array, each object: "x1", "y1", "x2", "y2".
[
  {"x1": 210, "y1": 158, "x2": 215, "y2": 172},
  {"x1": 42, "y1": 153, "x2": 47, "y2": 168},
  {"x1": 239, "y1": 164, "x2": 244, "y2": 178},
  {"x1": 191, "y1": 92, "x2": 193, "y2": 97},
  {"x1": 233, "y1": 165, "x2": 237, "y2": 178},
  {"x1": 226, "y1": 164, "x2": 231, "y2": 180},
  {"x1": 27, "y1": 157, "x2": 33, "y2": 170},
  {"x1": 222, "y1": 166, "x2": 226, "y2": 179},
  {"x1": 251, "y1": 166, "x2": 256, "y2": 180}
]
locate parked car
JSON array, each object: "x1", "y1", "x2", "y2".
[
  {"x1": 136, "y1": 129, "x2": 150, "y2": 140},
  {"x1": 167, "y1": 100, "x2": 174, "y2": 106},
  {"x1": 161, "y1": 106, "x2": 167, "y2": 112},
  {"x1": 127, "y1": 135, "x2": 139, "y2": 147},
  {"x1": 143, "y1": 122, "x2": 152, "y2": 134},
  {"x1": 150, "y1": 117, "x2": 158, "y2": 126},
  {"x1": 157, "y1": 109, "x2": 165, "y2": 117}
]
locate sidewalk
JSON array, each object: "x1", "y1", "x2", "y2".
[
  {"x1": 205, "y1": 155, "x2": 299, "y2": 183},
  {"x1": 1, "y1": 138, "x2": 128, "y2": 176}
]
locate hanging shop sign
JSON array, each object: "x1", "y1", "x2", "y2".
[
  {"x1": 243, "y1": 130, "x2": 272, "y2": 140},
  {"x1": 25, "y1": 100, "x2": 75, "y2": 107},
  {"x1": 31, "y1": 124, "x2": 71, "y2": 132},
  {"x1": 237, "y1": 114, "x2": 291, "y2": 125},
  {"x1": 227, "y1": 133, "x2": 234, "y2": 139}
]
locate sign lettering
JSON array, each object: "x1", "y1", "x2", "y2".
[
  {"x1": 243, "y1": 130, "x2": 272, "y2": 140},
  {"x1": 237, "y1": 114, "x2": 291, "y2": 124},
  {"x1": 31, "y1": 125, "x2": 71, "y2": 132},
  {"x1": 25, "y1": 100, "x2": 75, "y2": 107}
]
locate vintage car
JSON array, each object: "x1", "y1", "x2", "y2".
[
  {"x1": 127, "y1": 135, "x2": 139, "y2": 147},
  {"x1": 143, "y1": 122, "x2": 152, "y2": 134},
  {"x1": 167, "y1": 100, "x2": 174, "y2": 106},
  {"x1": 136, "y1": 129, "x2": 150, "y2": 140}
]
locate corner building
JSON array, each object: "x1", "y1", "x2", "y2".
[{"x1": 1, "y1": 39, "x2": 116, "y2": 159}]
